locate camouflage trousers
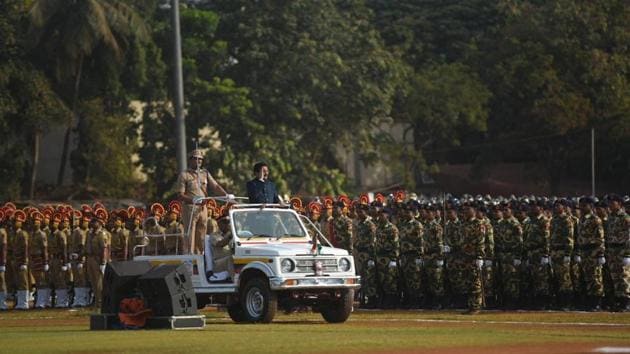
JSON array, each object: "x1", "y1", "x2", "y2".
[
  {"x1": 0, "y1": 271, "x2": 5, "y2": 293},
  {"x1": 482, "y1": 265, "x2": 494, "y2": 298},
  {"x1": 377, "y1": 255, "x2": 399, "y2": 295},
  {"x1": 551, "y1": 252, "x2": 573, "y2": 294},
  {"x1": 496, "y1": 253, "x2": 520, "y2": 301},
  {"x1": 423, "y1": 256, "x2": 444, "y2": 297},
  {"x1": 526, "y1": 256, "x2": 551, "y2": 296},
  {"x1": 605, "y1": 248, "x2": 629, "y2": 299},
  {"x1": 464, "y1": 260, "x2": 483, "y2": 311},
  {"x1": 579, "y1": 257, "x2": 604, "y2": 297},
  {"x1": 446, "y1": 256, "x2": 468, "y2": 296},
  {"x1": 356, "y1": 252, "x2": 378, "y2": 298},
  {"x1": 400, "y1": 254, "x2": 422, "y2": 296}
]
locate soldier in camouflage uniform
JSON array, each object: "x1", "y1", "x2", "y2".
[
  {"x1": 550, "y1": 199, "x2": 575, "y2": 310},
  {"x1": 477, "y1": 204, "x2": 495, "y2": 307},
  {"x1": 494, "y1": 203, "x2": 523, "y2": 309},
  {"x1": 29, "y1": 212, "x2": 49, "y2": 309},
  {"x1": 523, "y1": 201, "x2": 552, "y2": 309},
  {"x1": 444, "y1": 203, "x2": 464, "y2": 308},
  {"x1": 460, "y1": 203, "x2": 485, "y2": 314},
  {"x1": 354, "y1": 203, "x2": 378, "y2": 308},
  {"x1": 398, "y1": 201, "x2": 424, "y2": 308},
  {"x1": 422, "y1": 205, "x2": 444, "y2": 309},
  {"x1": 332, "y1": 201, "x2": 353, "y2": 253},
  {"x1": 576, "y1": 197, "x2": 606, "y2": 311},
  {"x1": 604, "y1": 195, "x2": 630, "y2": 311},
  {"x1": 374, "y1": 205, "x2": 399, "y2": 309}
]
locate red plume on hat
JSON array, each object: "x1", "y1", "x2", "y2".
[
  {"x1": 168, "y1": 200, "x2": 182, "y2": 215},
  {"x1": 359, "y1": 194, "x2": 370, "y2": 205},
  {"x1": 374, "y1": 193, "x2": 385, "y2": 204},
  {"x1": 322, "y1": 196, "x2": 334, "y2": 210},
  {"x1": 150, "y1": 203, "x2": 165, "y2": 217},
  {"x1": 81, "y1": 204, "x2": 93, "y2": 216},
  {"x1": 117, "y1": 209, "x2": 129, "y2": 221},
  {"x1": 3, "y1": 202, "x2": 16, "y2": 211},
  {"x1": 290, "y1": 197, "x2": 303, "y2": 212},
  {"x1": 307, "y1": 201, "x2": 322, "y2": 215},
  {"x1": 337, "y1": 195, "x2": 351, "y2": 208},
  {"x1": 94, "y1": 208, "x2": 108, "y2": 223},
  {"x1": 205, "y1": 198, "x2": 217, "y2": 208},
  {"x1": 134, "y1": 209, "x2": 145, "y2": 220},
  {"x1": 14, "y1": 210, "x2": 27, "y2": 223},
  {"x1": 395, "y1": 190, "x2": 406, "y2": 203}
]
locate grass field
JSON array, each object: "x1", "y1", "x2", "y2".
[{"x1": 1, "y1": 308, "x2": 630, "y2": 353}]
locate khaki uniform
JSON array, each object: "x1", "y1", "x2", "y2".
[
  {"x1": 144, "y1": 223, "x2": 165, "y2": 256},
  {"x1": 49, "y1": 228, "x2": 69, "y2": 290},
  {"x1": 12, "y1": 227, "x2": 30, "y2": 291},
  {"x1": 208, "y1": 230, "x2": 233, "y2": 275},
  {"x1": 164, "y1": 221, "x2": 184, "y2": 255},
  {"x1": 110, "y1": 227, "x2": 130, "y2": 261},
  {"x1": 128, "y1": 225, "x2": 143, "y2": 258},
  {"x1": 70, "y1": 227, "x2": 88, "y2": 287},
  {"x1": 0, "y1": 227, "x2": 7, "y2": 294},
  {"x1": 176, "y1": 168, "x2": 218, "y2": 254},
  {"x1": 30, "y1": 227, "x2": 48, "y2": 289},
  {"x1": 86, "y1": 227, "x2": 110, "y2": 307}
]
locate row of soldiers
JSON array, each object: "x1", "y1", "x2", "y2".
[
  {"x1": 296, "y1": 193, "x2": 629, "y2": 313},
  {"x1": 0, "y1": 199, "x2": 225, "y2": 310}
]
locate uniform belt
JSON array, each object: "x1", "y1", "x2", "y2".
[
  {"x1": 606, "y1": 243, "x2": 626, "y2": 248},
  {"x1": 578, "y1": 244, "x2": 600, "y2": 251}
]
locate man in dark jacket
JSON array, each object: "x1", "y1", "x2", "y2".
[{"x1": 246, "y1": 162, "x2": 281, "y2": 204}]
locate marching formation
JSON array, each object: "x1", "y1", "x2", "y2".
[
  {"x1": 295, "y1": 192, "x2": 630, "y2": 314},
  {"x1": 0, "y1": 192, "x2": 628, "y2": 315}
]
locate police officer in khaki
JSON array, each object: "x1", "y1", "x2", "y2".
[
  {"x1": 13, "y1": 210, "x2": 30, "y2": 310},
  {"x1": 0, "y1": 210, "x2": 8, "y2": 310},
  {"x1": 176, "y1": 149, "x2": 231, "y2": 254},
  {"x1": 70, "y1": 213, "x2": 90, "y2": 307},
  {"x1": 86, "y1": 209, "x2": 110, "y2": 308}
]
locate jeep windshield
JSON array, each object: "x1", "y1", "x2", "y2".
[{"x1": 231, "y1": 209, "x2": 308, "y2": 240}]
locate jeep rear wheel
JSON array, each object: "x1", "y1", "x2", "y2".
[
  {"x1": 241, "y1": 277, "x2": 277, "y2": 323},
  {"x1": 227, "y1": 303, "x2": 246, "y2": 323},
  {"x1": 321, "y1": 289, "x2": 354, "y2": 323}
]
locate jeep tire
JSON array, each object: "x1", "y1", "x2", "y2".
[
  {"x1": 241, "y1": 277, "x2": 277, "y2": 323},
  {"x1": 321, "y1": 289, "x2": 354, "y2": 323},
  {"x1": 227, "y1": 303, "x2": 247, "y2": 323}
]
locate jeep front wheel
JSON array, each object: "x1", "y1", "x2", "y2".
[
  {"x1": 321, "y1": 289, "x2": 354, "y2": 323},
  {"x1": 227, "y1": 303, "x2": 246, "y2": 323},
  {"x1": 241, "y1": 277, "x2": 277, "y2": 323}
]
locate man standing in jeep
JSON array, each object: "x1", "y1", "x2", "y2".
[{"x1": 246, "y1": 162, "x2": 281, "y2": 204}]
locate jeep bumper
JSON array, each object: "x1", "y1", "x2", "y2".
[{"x1": 269, "y1": 276, "x2": 361, "y2": 290}]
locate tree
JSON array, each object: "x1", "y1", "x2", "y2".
[
  {"x1": 27, "y1": 0, "x2": 149, "y2": 186},
  {"x1": 209, "y1": 0, "x2": 402, "y2": 194}
]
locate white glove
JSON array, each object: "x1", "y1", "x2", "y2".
[
  {"x1": 66, "y1": 263, "x2": 71, "y2": 270},
  {"x1": 475, "y1": 259, "x2": 483, "y2": 269},
  {"x1": 192, "y1": 196, "x2": 203, "y2": 205},
  {"x1": 574, "y1": 255, "x2": 582, "y2": 263},
  {"x1": 0, "y1": 265, "x2": 5, "y2": 272},
  {"x1": 70, "y1": 253, "x2": 78, "y2": 260},
  {"x1": 623, "y1": 257, "x2": 630, "y2": 267},
  {"x1": 226, "y1": 194, "x2": 235, "y2": 200},
  {"x1": 77, "y1": 262, "x2": 84, "y2": 270},
  {"x1": 597, "y1": 256, "x2": 606, "y2": 265},
  {"x1": 443, "y1": 245, "x2": 451, "y2": 253},
  {"x1": 436, "y1": 260, "x2": 444, "y2": 267},
  {"x1": 540, "y1": 256, "x2": 550, "y2": 265},
  {"x1": 388, "y1": 260, "x2": 397, "y2": 268},
  {"x1": 44, "y1": 264, "x2": 50, "y2": 272},
  {"x1": 19, "y1": 264, "x2": 27, "y2": 271},
  {"x1": 513, "y1": 259, "x2": 521, "y2": 266},
  {"x1": 61, "y1": 265, "x2": 68, "y2": 272},
  {"x1": 100, "y1": 264, "x2": 106, "y2": 274},
  {"x1": 414, "y1": 258, "x2": 423, "y2": 266},
  {"x1": 563, "y1": 256, "x2": 571, "y2": 264},
  {"x1": 367, "y1": 260, "x2": 375, "y2": 268},
  {"x1": 484, "y1": 260, "x2": 493, "y2": 267}
]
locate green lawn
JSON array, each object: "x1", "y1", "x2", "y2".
[{"x1": 1, "y1": 309, "x2": 629, "y2": 353}]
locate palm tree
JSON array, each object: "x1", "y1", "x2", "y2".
[{"x1": 27, "y1": 0, "x2": 148, "y2": 186}]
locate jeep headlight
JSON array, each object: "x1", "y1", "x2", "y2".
[
  {"x1": 338, "y1": 258, "x2": 351, "y2": 272},
  {"x1": 281, "y1": 258, "x2": 295, "y2": 273}
]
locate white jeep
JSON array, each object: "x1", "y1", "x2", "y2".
[{"x1": 134, "y1": 202, "x2": 360, "y2": 323}]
